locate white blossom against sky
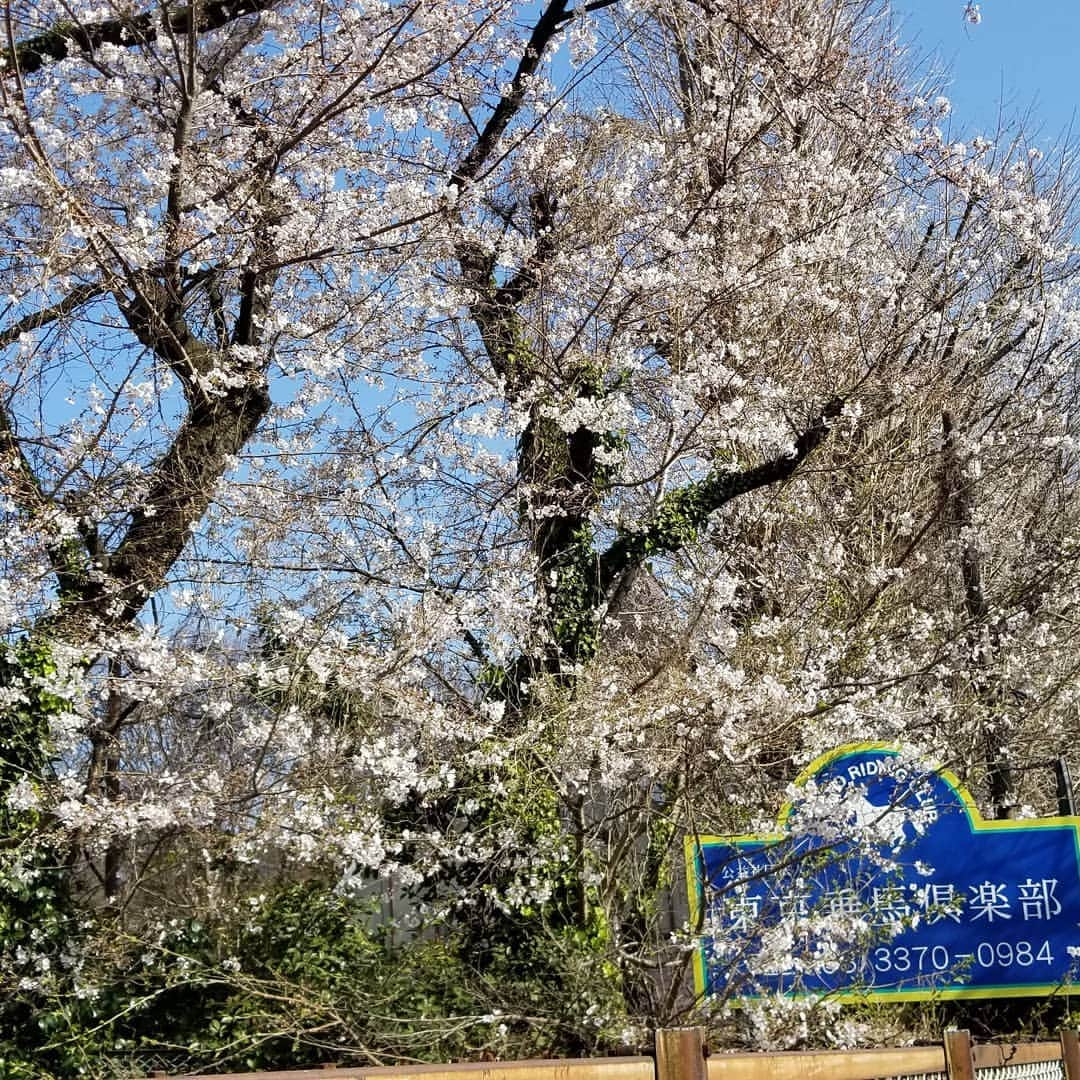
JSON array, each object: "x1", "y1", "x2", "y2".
[{"x1": 895, "y1": 2, "x2": 1079, "y2": 140}]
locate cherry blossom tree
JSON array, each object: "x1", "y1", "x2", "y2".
[{"x1": 2, "y1": 0, "x2": 1080, "y2": 1069}]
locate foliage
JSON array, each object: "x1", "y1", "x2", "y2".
[
  {"x1": 0, "y1": 880, "x2": 635, "y2": 1077},
  {"x1": 0, "y1": 642, "x2": 84, "y2": 1077}
]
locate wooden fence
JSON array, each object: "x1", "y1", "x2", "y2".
[{"x1": 146, "y1": 1027, "x2": 1080, "y2": 1080}]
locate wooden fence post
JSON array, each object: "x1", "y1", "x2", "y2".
[
  {"x1": 655, "y1": 1027, "x2": 708, "y2": 1080},
  {"x1": 1061, "y1": 1029, "x2": 1080, "y2": 1080},
  {"x1": 944, "y1": 1028, "x2": 975, "y2": 1080}
]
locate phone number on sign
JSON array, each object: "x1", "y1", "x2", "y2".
[
  {"x1": 871, "y1": 940, "x2": 1055, "y2": 973},
  {"x1": 814, "y1": 940, "x2": 1056, "y2": 976}
]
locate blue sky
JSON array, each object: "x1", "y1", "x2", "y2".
[{"x1": 892, "y1": 2, "x2": 1080, "y2": 143}]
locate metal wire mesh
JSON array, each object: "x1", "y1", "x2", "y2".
[
  {"x1": 885, "y1": 1063, "x2": 1063, "y2": 1080},
  {"x1": 976, "y1": 1062, "x2": 1065, "y2": 1080}
]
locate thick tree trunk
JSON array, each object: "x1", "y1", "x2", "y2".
[{"x1": 942, "y1": 410, "x2": 1015, "y2": 818}]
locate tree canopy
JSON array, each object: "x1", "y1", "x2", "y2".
[{"x1": 2, "y1": 0, "x2": 1080, "y2": 1071}]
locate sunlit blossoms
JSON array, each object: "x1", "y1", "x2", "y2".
[{"x1": 0, "y1": 0, "x2": 1078, "y2": 1070}]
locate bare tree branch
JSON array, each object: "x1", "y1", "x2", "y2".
[{"x1": 0, "y1": 282, "x2": 105, "y2": 349}]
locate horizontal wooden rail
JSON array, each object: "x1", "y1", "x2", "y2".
[
  {"x1": 708, "y1": 1046, "x2": 948, "y2": 1080},
  {"x1": 145, "y1": 1028, "x2": 1080, "y2": 1080},
  {"x1": 973, "y1": 1043, "x2": 1064, "y2": 1069},
  {"x1": 155, "y1": 1057, "x2": 655, "y2": 1080}
]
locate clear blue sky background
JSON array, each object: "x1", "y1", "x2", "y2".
[{"x1": 892, "y1": 2, "x2": 1079, "y2": 145}]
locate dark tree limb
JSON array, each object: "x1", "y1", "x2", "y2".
[
  {"x1": 118, "y1": 275, "x2": 217, "y2": 401},
  {"x1": 41, "y1": 374, "x2": 270, "y2": 641},
  {"x1": 941, "y1": 409, "x2": 1015, "y2": 819},
  {"x1": 452, "y1": 0, "x2": 569, "y2": 381},
  {"x1": 450, "y1": 0, "x2": 570, "y2": 191},
  {"x1": 457, "y1": 193, "x2": 559, "y2": 387},
  {"x1": 5, "y1": 0, "x2": 613, "y2": 81},
  {"x1": 598, "y1": 397, "x2": 844, "y2": 598},
  {"x1": 0, "y1": 282, "x2": 105, "y2": 348},
  {"x1": 2, "y1": 0, "x2": 275, "y2": 75},
  {"x1": 55, "y1": 262, "x2": 280, "y2": 639}
]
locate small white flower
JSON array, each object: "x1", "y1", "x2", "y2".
[{"x1": 5, "y1": 776, "x2": 39, "y2": 813}]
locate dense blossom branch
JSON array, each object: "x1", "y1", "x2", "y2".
[
  {"x1": 1, "y1": 0, "x2": 276, "y2": 75},
  {"x1": 0, "y1": 401, "x2": 89, "y2": 603}
]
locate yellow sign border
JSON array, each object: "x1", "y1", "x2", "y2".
[{"x1": 686, "y1": 741, "x2": 1080, "y2": 1003}]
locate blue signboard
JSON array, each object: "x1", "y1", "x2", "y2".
[{"x1": 688, "y1": 743, "x2": 1080, "y2": 1001}]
